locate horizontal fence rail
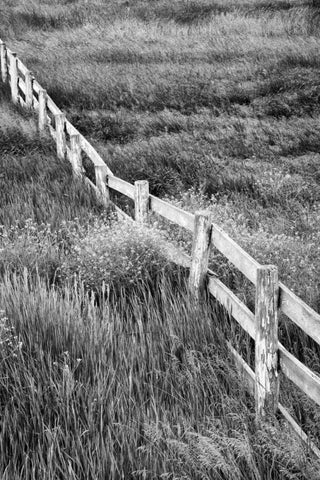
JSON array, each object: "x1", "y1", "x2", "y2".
[
  {"x1": 149, "y1": 195, "x2": 195, "y2": 231},
  {"x1": 1, "y1": 37, "x2": 320, "y2": 456}
]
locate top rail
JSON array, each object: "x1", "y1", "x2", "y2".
[
  {"x1": 17, "y1": 58, "x2": 28, "y2": 76},
  {"x1": 80, "y1": 135, "x2": 113, "y2": 174},
  {"x1": 108, "y1": 175, "x2": 134, "y2": 200},
  {"x1": 32, "y1": 78, "x2": 41, "y2": 94},
  {"x1": 211, "y1": 223, "x2": 260, "y2": 285},
  {"x1": 47, "y1": 95, "x2": 62, "y2": 116},
  {"x1": 149, "y1": 195, "x2": 195, "y2": 231},
  {"x1": 65, "y1": 119, "x2": 79, "y2": 136}
]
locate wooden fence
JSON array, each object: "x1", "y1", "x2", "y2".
[{"x1": 1, "y1": 38, "x2": 320, "y2": 457}]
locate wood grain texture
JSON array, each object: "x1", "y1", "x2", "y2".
[
  {"x1": 211, "y1": 222, "x2": 260, "y2": 285},
  {"x1": 149, "y1": 195, "x2": 194, "y2": 231},
  {"x1": 255, "y1": 266, "x2": 279, "y2": 421},
  {"x1": 8, "y1": 51, "x2": 18, "y2": 104},
  {"x1": 32, "y1": 78, "x2": 42, "y2": 95},
  {"x1": 24, "y1": 70, "x2": 33, "y2": 108},
  {"x1": 38, "y1": 89, "x2": 47, "y2": 133},
  {"x1": 95, "y1": 165, "x2": 109, "y2": 205},
  {"x1": 0, "y1": 41, "x2": 7, "y2": 83},
  {"x1": 108, "y1": 176, "x2": 135, "y2": 200},
  {"x1": 134, "y1": 180, "x2": 149, "y2": 224},
  {"x1": 279, "y1": 282, "x2": 320, "y2": 347},
  {"x1": 279, "y1": 343, "x2": 320, "y2": 407},
  {"x1": 17, "y1": 76, "x2": 26, "y2": 94},
  {"x1": 55, "y1": 113, "x2": 66, "y2": 160},
  {"x1": 47, "y1": 96, "x2": 62, "y2": 116},
  {"x1": 69, "y1": 134, "x2": 82, "y2": 175},
  {"x1": 79, "y1": 135, "x2": 113, "y2": 174},
  {"x1": 208, "y1": 275, "x2": 255, "y2": 338},
  {"x1": 189, "y1": 211, "x2": 212, "y2": 299},
  {"x1": 16, "y1": 57, "x2": 28, "y2": 76}
]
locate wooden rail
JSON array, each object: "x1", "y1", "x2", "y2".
[{"x1": 1, "y1": 37, "x2": 320, "y2": 455}]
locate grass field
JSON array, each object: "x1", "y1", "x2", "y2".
[{"x1": 1, "y1": 0, "x2": 320, "y2": 478}]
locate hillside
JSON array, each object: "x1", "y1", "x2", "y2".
[
  {"x1": 1, "y1": 0, "x2": 320, "y2": 478},
  {"x1": 1, "y1": 0, "x2": 320, "y2": 308}
]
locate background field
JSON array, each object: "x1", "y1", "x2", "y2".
[{"x1": 1, "y1": 0, "x2": 320, "y2": 478}]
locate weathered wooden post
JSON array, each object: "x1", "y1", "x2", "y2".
[
  {"x1": 9, "y1": 52, "x2": 18, "y2": 104},
  {"x1": 255, "y1": 265, "x2": 279, "y2": 422},
  {"x1": 25, "y1": 70, "x2": 33, "y2": 108},
  {"x1": 189, "y1": 211, "x2": 212, "y2": 300},
  {"x1": 55, "y1": 113, "x2": 66, "y2": 160},
  {"x1": 38, "y1": 88, "x2": 47, "y2": 133},
  {"x1": 95, "y1": 165, "x2": 109, "y2": 206},
  {"x1": 0, "y1": 41, "x2": 7, "y2": 83},
  {"x1": 134, "y1": 180, "x2": 149, "y2": 224},
  {"x1": 70, "y1": 134, "x2": 82, "y2": 176}
]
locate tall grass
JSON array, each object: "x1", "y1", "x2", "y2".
[{"x1": 1, "y1": 272, "x2": 319, "y2": 479}]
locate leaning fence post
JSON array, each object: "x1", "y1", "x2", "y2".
[
  {"x1": 38, "y1": 88, "x2": 47, "y2": 133},
  {"x1": 9, "y1": 52, "x2": 18, "y2": 104},
  {"x1": 0, "y1": 41, "x2": 7, "y2": 83},
  {"x1": 55, "y1": 113, "x2": 66, "y2": 160},
  {"x1": 95, "y1": 165, "x2": 109, "y2": 206},
  {"x1": 25, "y1": 70, "x2": 33, "y2": 108},
  {"x1": 134, "y1": 180, "x2": 149, "y2": 224},
  {"x1": 70, "y1": 134, "x2": 82, "y2": 176},
  {"x1": 188, "y1": 211, "x2": 212, "y2": 300},
  {"x1": 255, "y1": 265, "x2": 279, "y2": 422}
]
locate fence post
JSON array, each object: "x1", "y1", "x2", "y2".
[
  {"x1": 38, "y1": 88, "x2": 47, "y2": 133},
  {"x1": 255, "y1": 265, "x2": 279, "y2": 422},
  {"x1": 25, "y1": 70, "x2": 33, "y2": 108},
  {"x1": 70, "y1": 134, "x2": 82, "y2": 176},
  {"x1": 55, "y1": 113, "x2": 66, "y2": 160},
  {"x1": 188, "y1": 211, "x2": 212, "y2": 300},
  {"x1": 9, "y1": 52, "x2": 18, "y2": 104},
  {"x1": 95, "y1": 165, "x2": 109, "y2": 206},
  {"x1": 0, "y1": 41, "x2": 7, "y2": 83},
  {"x1": 134, "y1": 180, "x2": 149, "y2": 224}
]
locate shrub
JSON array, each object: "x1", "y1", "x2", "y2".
[{"x1": 61, "y1": 219, "x2": 171, "y2": 294}]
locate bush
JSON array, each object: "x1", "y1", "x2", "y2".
[{"x1": 61, "y1": 219, "x2": 171, "y2": 294}]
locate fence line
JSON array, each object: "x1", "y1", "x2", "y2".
[{"x1": 1, "y1": 37, "x2": 320, "y2": 456}]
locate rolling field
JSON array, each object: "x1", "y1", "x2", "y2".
[{"x1": 1, "y1": 0, "x2": 320, "y2": 478}]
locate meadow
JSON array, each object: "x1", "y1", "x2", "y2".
[{"x1": 1, "y1": 0, "x2": 320, "y2": 478}]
